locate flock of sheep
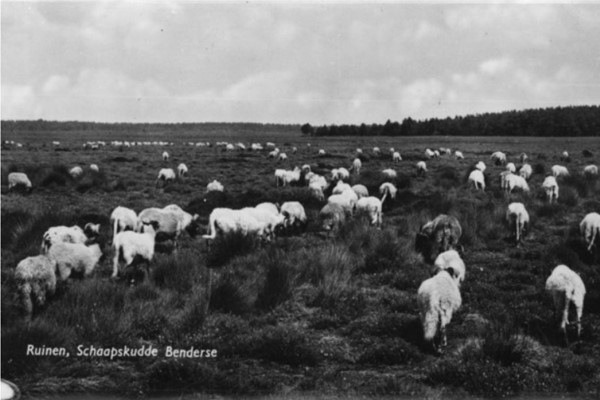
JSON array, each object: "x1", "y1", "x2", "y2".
[{"x1": 6, "y1": 140, "x2": 600, "y2": 354}]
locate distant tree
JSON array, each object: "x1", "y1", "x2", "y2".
[{"x1": 300, "y1": 123, "x2": 314, "y2": 136}]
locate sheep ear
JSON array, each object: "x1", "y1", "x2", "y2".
[{"x1": 446, "y1": 267, "x2": 456, "y2": 278}]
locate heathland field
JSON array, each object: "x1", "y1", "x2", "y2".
[{"x1": 1, "y1": 129, "x2": 600, "y2": 398}]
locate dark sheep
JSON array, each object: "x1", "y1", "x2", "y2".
[{"x1": 415, "y1": 214, "x2": 463, "y2": 264}]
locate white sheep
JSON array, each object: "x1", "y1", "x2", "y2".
[
  {"x1": 579, "y1": 212, "x2": 600, "y2": 252},
  {"x1": 506, "y1": 162, "x2": 516, "y2": 173},
  {"x1": 15, "y1": 255, "x2": 57, "y2": 316},
  {"x1": 490, "y1": 151, "x2": 507, "y2": 165},
  {"x1": 7, "y1": 172, "x2": 32, "y2": 191},
  {"x1": 351, "y1": 158, "x2": 362, "y2": 175},
  {"x1": 84, "y1": 222, "x2": 100, "y2": 238},
  {"x1": 355, "y1": 196, "x2": 382, "y2": 228},
  {"x1": 379, "y1": 182, "x2": 397, "y2": 204},
  {"x1": 424, "y1": 148, "x2": 435, "y2": 159},
  {"x1": 506, "y1": 202, "x2": 529, "y2": 243},
  {"x1": 241, "y1": 205, "x2": 285, "y2": 240},
  {"x1": 268, "y1": 149, "x2": 280, "y2": 158},
  {"x1": 454, "y1": 151, "x2": 464, "y2": 160},
  {"x1": 47, "y1": 242, "x2": 103, "y2": 281},
  {"x1": 318, "y1": 149, "x2": 326, "y2": 156},
  {"x1": 69, "y1": 166, "x2": 83, "y2": 179},
  {"x1": 331, "y1": 167, "x2": 350, "y2": 181},
  {"x1": 139, "y1": 205, "x2": 201, "y2": 247},
  {"x1": 417, "y1": 269, "x2": 462, "y2": 353},
  {"x1": 432, "y1": 250, "x2": 466, "y2": 285},
  {"x1": 156, "y1": 168, "x2": 176, "y2": 187},
  {"x1": 519, "y1": 163, "x2": 533, "y2": 180},
  {"x1": 433, "y1": 150, "x2": 440, "y2": 158},
  {"x1": 551, "y1": 165, "x2": 569, "y2": 178},
  {"x1": 475, "y1": 161, "x2": 486, "y2": 172},
  {"x1": 255, "y1": 202, "x2": 280, "y2": 217},
  {"x1": 545, "y1": 264, "x2": 586, "y2": 343},
  {"x1": 278, "y1": 153, "x2": 288, "y2": 161},
  {"x1": 468, "y1": 169, "x2": 485, "y2": 191},
  {"x1": 280, "y1": 201, "x2": 307, "y2": 231},
  {"x1": 372, "y1": 147, "x2": 381, "y2": 155},
  {"x1": 356, "y1": 148, "x2": 363, "y2": 155},
  {"x1": 41, "y1": 225, "x2": 88, "y2": 253},
  {"x1": 439, "y1": 147, "x2": 451, "y2": 155},
  {"x1": 351, "y1": 184, "x2": 369, "y2": 199},
  {"x1": 542, "y1": 176, "x2": 559, "y2": 203},
  {"x1": 319, "y1": 203, "x2": 346, "y2": 232},
  {"x1": 202, "y1": 207, "x2": 269, "y2": 241},
  {"x1": 519, "y1": 152, "x2": 528, "y2": 163},
  {"x1": 583, "y1": 164, "x2": 598, "y2": 177},
  {"x1": 177, "y1": 163, "x2": 188, "y2": 178},
  {"x1": 327, "y1": 189, "x2": 358, "y2": 216},
  {"x1": 560, "y1": 151, "x2": 570, "y2": 161},
  {"x1": 382, "y1": 168, "x2": 397, "y2": 179},
  {"x1": 282, "y1": 167, "x2": 302, "y2": 186},
  {"x1": 162, "y1": 151, "x2": 169, "y2": 161},
  {"x1": 112, "y1": 221, "x2": 159, "y2": 278},
  {"x1": 110, "y1": 206, "x2": 139, "y2": 242},
  {"x1": 332, "y1": 180, "x2": 352, "y2": 195},
  {"x1": 207, "y1": 179, "x2": 224, "y2": 192},
  {"x1": 505, "y1": 174, "x2": 530, "y2": 194},
  {"x1": 393, "y1": 151, "x2": 402, "y2": 162},
  {"x1": 416, "y1": 161, "x2": 427, "y2": 174},
  {"x1": 90, "y1": 164, "x2": 100, "y2": 173}
]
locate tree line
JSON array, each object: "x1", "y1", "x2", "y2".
[{"x1": 300, "y1": 105, "x2": 600, "y2": 137}]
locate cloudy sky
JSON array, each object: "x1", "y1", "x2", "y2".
[{"x1": 2, "y1": 1, "x2": 600, "y2": 124}]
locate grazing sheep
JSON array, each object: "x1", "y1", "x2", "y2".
[
  {"x1": 506, "y1": 202, "x2": 529, "y2": 243},
  {"x1": 41, "y1": 225, "x2": 88, "y2": 253},
  {"x1": 351, "y1": 158, "x2": 362, "y2": 175},
  {"x1": 379, "y1": 182, "x2": 397, "y2": 204},
  {"x1": 69, "y1": 166, "x2": 83, "y2": 179},
  {"x1": 424, "y1": 148, "x2": 435, "y2": 159},
  {"x1": 416, "y1": 161, "x2": 427, "y2": 174},
  {"x1": 331, "y1": 167, "x2": 350, "y2": 181},
  {"x1": 162, "y1": 151, "x2": 169, "y2": 161},
  {"x1": 308, "y1": 175, "x2": 328, "y2": 201},
  {"x1": 439, "y1": 147, "x2": 451, "y2": 155},
  {"x1": 84, "y1": 222, "x2": 100, "y2": 238},
  {"x1": 468, "y1": 169, "x2": 485, "y2": 191},
  {"x1": 545, "y1": 264, "x2": 586, "y2": 343},
  {"x1": 292, "y1": 146, "x2": 297, "y2": 154},
  {"x1": 474, "y1": 161, "x2": 486, "y2": 172},
  {"x1": 332, "y1": 180, "x2": 352, "y2": 195},
  {"x1": 415, "y1": 214, "x2": 462, "y2": 264},
  {"x1": 542, "y1": 176, "x2": 559, "y2": 204},
  {"x1": 15, "y1": 255, "x2": 57, "y2": 316},
  {"x1": 280, "y1": 201, "x2": 307, "y2": 232},
  {"x1": 372, "y1": 147, "x2": 381, "y2": 155},
  {"x1": 319, "y1": 203, "x2": 346, "y2": 232},
  {"x1": 301, "y1": 164, "x2": 312, "y2": 174},
  {"x1": 112, "y1": 221, "x2": 159, "y2": 278},
  {"x1": 281, "y1": 167, "x2": 302, "y2": 186},
  {"x1": 432, "y1": 250, "x2": 466, "y2": 285},
  {"x1": 505, "y1": 174, "x2": 530, "y2": 194},
  {"x1": 551, "y1": 165, "x2": 569, "y2": 178},
  {"x1": 47, "y1": 242, "x2": 103, "y2": 281},
  {"x1": 255, "y1": 202, "x2": 280, "y2": 217},
  {"x1": 274, "y1": 169, "x2": 286, "y2": 186},
  {"x1": 417, "y1": 269, "x2": 462, "y2": 353},
  {"x1": 351, "y1": 184, "x2": 369, "y2": 199},
  {"x1": 454, "y1": 151, "x2": 464, "y2": 160},
  {"x1": 156, "y1": 168, "x2": 176, "y2": 187},
  {"x1": 90, "y1": 164, "x2": 100, "y2": 173},
  {"x1": 202, "y1": 207, "x2": 269, "y2": 241},
  {"x1": 318, "y1": 149, "x2": 326, "y2": 156},
  {"x1": 7, "y1": 172, "x2": 32, "y2": 192},
  {"x1": 278, "y1": 153, "x2": 288, "y2": 161},
  {"x1": 519, "y1": 163, "x2": 533, "y2": 180},
  {"x1": 499, "y1": 170, "x2": 512, "y2": 192},
  {"x1": 382, "y1": 168, "x2": 397, "y2": 179},
  {"x1": 393, "y1": 151, "x2": 402, "y2": 162},
  {"x1": 519, "y1": 152, "x2": 528, "y2": 163},
  {"x1": 110, "y1": 206, "x2": 138, "y2": 241},
  {"x1": 138, "y1": 205, "x2": 201, "y2": 247},
  {"x1": 355, "y1": 196, "x2": 383, "y2": 228},
  {"x1": 506, "y1": 162, "x2": 516, "y2": 173},
  {"x1": 327, "y1": 189, "x2": 358, "y2": 216},
  {"x1": 356, "y1": 148, "x2": 363, "y2": 155},
  {"x1": 268, "y1": 149, "x2": 280, "y2": 159},
  {"x1": 579, "y1": 212, "x2": 600, "y2": 252},
  {"x1": 490, "y1": 151, "x2": 506, "y2": 165},
  {"x1": 242, "y1": 205, "x2": 285, "y2": 240},
  {"x1": 206, "y1": 179, "x2": 224, "y2": 192},
  {"x1": 433, "y1": 150, "x2": 440, "y2": 158},
  {"x1": 560, "y1": 151, "x2": 570, "y2": 162},
  {"x1": 583, "y1": 164, "x2": 598, "y2": 177},
  {"x1": 177, "y1": 163, "x2": 188, "y2": 178}
]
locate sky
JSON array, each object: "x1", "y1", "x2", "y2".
[{"x1": 2, "y1": 1, "x2": 600, "y2": 125}]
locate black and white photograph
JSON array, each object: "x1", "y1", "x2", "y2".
[{"x1": 1, "y1": 1, "x2": 600, "y2": 399}]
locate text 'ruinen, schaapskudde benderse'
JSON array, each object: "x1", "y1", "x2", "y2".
[{"x1": 25, "y1": 344, "x2": 218, "y2": 360}]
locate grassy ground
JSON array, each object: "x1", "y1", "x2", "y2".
[{"x1": 1, "y1": 132, "x2": 600, "y2": 398}]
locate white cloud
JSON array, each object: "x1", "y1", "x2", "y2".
[{"x1": 479, "y1": 58, "x2": 512, "y2": 76}]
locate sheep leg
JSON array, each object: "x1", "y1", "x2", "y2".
[{"x1": 561, "y1": 293, "x2": 570, "y2": 346}]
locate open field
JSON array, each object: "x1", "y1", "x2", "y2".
[{"x1": 2, "y1": 130, "x2": 600, "y2": 399}]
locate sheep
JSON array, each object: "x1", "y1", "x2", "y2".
[
  {"x1": 202, "y1": 207, "x2": 269, "y2": 241},
  {"x1": 583, "y1": 164, "x2": 598, "y2": 177},
  {"x1": 331, "y1": 167, "x2": 350, "y2": 181},
  {"x1": 454, "y1": 151, "x2": 464, "y2": 160},
  {"x1": 351, "y1": 184, "x2": 369, "y2": 199},
  {"x1": 356, "y1": 148, "x2": 363, "y2": 155},
  {"x1": 519, "y1": 163, "x2": 533, "y2": 180},
  {"x1": 207, "y1": 179, "x2": 224, "y2": 192},
  {"x1": 274, "y1": 169, "x2": 286, "y2": 187},
  {"x1": 112, "y1": 221, "x2": 159, "y2": 279},
  {"x1": 41, "y1": 225, "x2": 88, "y2": 253},
  {"x1": 415, "y1": 214, "x2": 462, "y2": 264},
  {"x1": 14, "y1": 255, "x2": 57, "y2": 316},
  {"x1": 292, "y1": 146, "x2": 297, "y2": 154},
  {"x1": 490, "y1": 151, "x2": 506, "y2": 165},
  {"x1": 393, "y1": 151, "x2": 402, "y2": 162},
  {"x1": 69, "y1": 166, "x2": 83, "y2": 179},
  {"x1": 379, "y1": 182, "x2": 397, "y2": 204},
  {"x1": 545, "y1": 264, "x2": 586, "y2": 344},
  {"x1": 301, "y1": 164, "x2": 312, "y2": 174},
  {"x1": 439, "y1": 147, "x2": 451, "y2": 155},
  {"x1": 332, "y1": 180, "x2": 352, "y2": 195},
  {"x1": 7, "y1": 172, "x2": 32, "y2": 192},
  {"x1": 90, "y1": 164, "x2": 100, "y2": 173},
  {"x1": 468, "y1": 169, "x2": 485, "y2": 191},
  {"x1": 579, "y1": 212, "x2": 600, "y2": 252},
  {"x1": 355, "y1": 196, "x2": 382, "y2": 228},
  {"x1": 242, "y1": 205, "x2": 285, "y2": 240},
  {"x1": 280, "y1": 201, "x2": 307, "y2": 232},
  {"x1": 47, "y1": 242, "x2": 103, "y2": 281},
  {"x1": 519, "y1": 152, "x2": 528, "y2": 163},
  {"x1": 551, "y1": 165, "x2": 569, "y2": 178},
  {"x1": 268, "y1": 149, "x2": 280, "y2": 158},
  {"x1": 156, "y1": 168, "x2": 176, "y2": 187},
  {"x1": 177, "y1": 163, "x2": 188, "y2": 178},
  {"x1": 433, "y1": 150, "x2": 440, "y2": 158},
  {"x1": 255, "y1": 201, "x2": 280, "y2": 216},
  {"x1": 318, "y1": 149, "x2": 326, "y2": 156},
  {"x1": 110, "y1": 207, "x2": 138, "y2": 243},
  {"x1": 432, "y1": 250, "x2": 466, "y2": 286},
  {"x1": 506, "y1": 162, "x2": 516, "y2": 173},
  {"x1": 162, "y1": 151, "x2": 169, "y2": 161},
  {"x1": 424, "y1": 148, "x2": 435, "y2": 159},
  {"x1": 416, "y1": 161, "x2": 427, "y2": 175},
  {"x1": 278, "y1": 153, "x2": 288, "y2": 161},
  {"x1": 506, "y1": 202, "x2": 529, "y2": 243},
  {"x1": 236, "y1": 142, "x2": 246, "y2": 151},
  {"x1": 382, "y1": 168, "x2": 397, "y2": 179},
  {"x1": 282, "y1": 167, "x2": 302, "y2": 186},
  {"x1": 505, "y1": 174, "x2": 530, "y2": 194},
  {"x1": 417, "y1": 269, "x2": 462, "y2": 353},
  {"x1": 138, "y1": 205, "x2": 201, "y2": 248},
  {"x1": 327, "y1": 189, "x2": 358, "y2": 216},
  {"x1": 319, "y1": 203, "x2": 346, "y2": 232},
  {"x1": 372, "y1": 147, "x2": 381, "y2": 155},
  {"x1": 499, "y1": 170, "x2": 512, "y2": 192},
  {"x1": 560, "y1": 151, "x2": 570, "y2": 162},
  {"x1": 474, "y1": 161, "x2": 486, "y2": 172},
  {"x1": 542, "y1": 176, "x2": 559, "y2": 203},
  {"x1": 351, "y1": 158, "x2": 362, "y2": 175},
  {"x1": 84, "y1": 222, "x2": 100, "y2": 239}
]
